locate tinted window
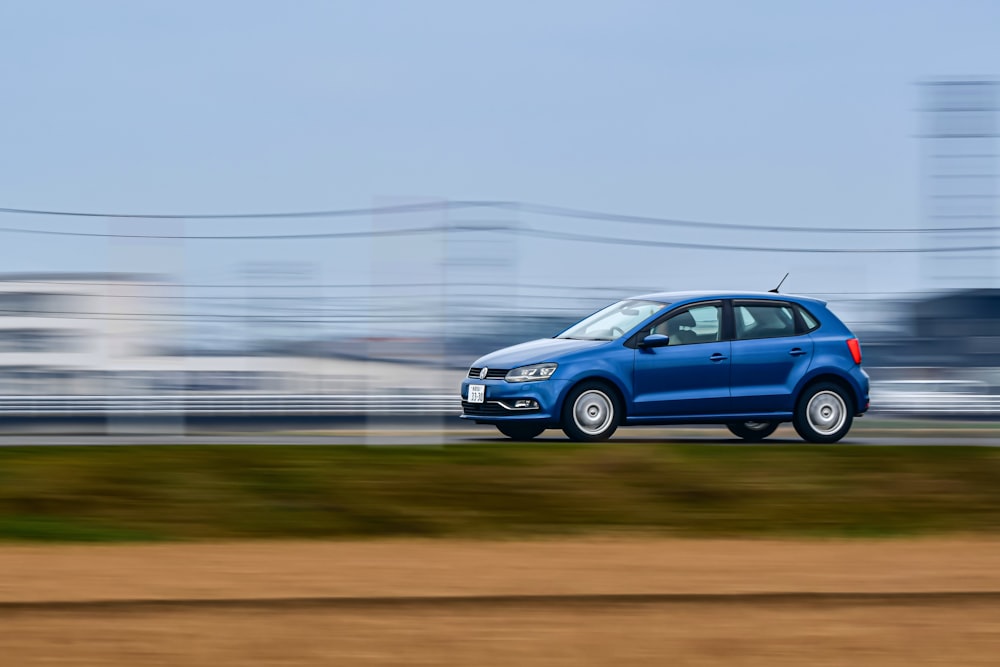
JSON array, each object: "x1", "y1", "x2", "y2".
[
  {"x1": 651, "y1": 304, "x2": 722, "y2": 346},
  {"x1": 796, "y1": 305, "x2": 820, "y2": 331},
  {"x1": 735, "y1": 303, "x2": 797, "y2": 340}
]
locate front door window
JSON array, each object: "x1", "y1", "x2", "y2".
[{"x1": 652, "y1": 304, "x2": 722, "y2": 346}]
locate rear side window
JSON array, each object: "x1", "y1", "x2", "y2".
[
  {"x1": 735, "y1": 303, "x2": 797, "y2": 340},
  {"x1": 796, "y1": 305, "x2": 820, "y2": 332}
]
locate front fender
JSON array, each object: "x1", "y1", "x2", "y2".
[{"x1": 554, "y1": 351, "x2": 635, "y2": 414}]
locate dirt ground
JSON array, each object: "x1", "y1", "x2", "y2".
[{"x1": 2, "y1": 538, "x2": 1000, "y2": 665}]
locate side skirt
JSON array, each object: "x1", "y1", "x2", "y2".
[{"x1": 624, "y1": 412, "x2": 794, "y2": 426}]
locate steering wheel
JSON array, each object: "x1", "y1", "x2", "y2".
[{"x1": 610, "y1": 326, "x2": 625, "y2": 338}]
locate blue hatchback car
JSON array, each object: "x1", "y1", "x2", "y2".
[{"x1": 461, "y1": 291, "x2": 869, "y2": 443}]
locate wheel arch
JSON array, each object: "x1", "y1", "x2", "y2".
[
  {"x1": 560, "y1": 375, "x2": 628, "y2": 420},
  {"x1": 795, "y1": 371, "x2": 858, "y2": 413}
]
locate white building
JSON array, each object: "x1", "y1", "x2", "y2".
[
  {"x1": 0, "y1": 273, "x2": 168, "y2": 395},
  {"x1": 0, "y1": 273, "x2": 462, "y2": 404}
]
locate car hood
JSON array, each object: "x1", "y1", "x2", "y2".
[{"x1": 473, "y1": 338, "x2": 609, "y2": 369}]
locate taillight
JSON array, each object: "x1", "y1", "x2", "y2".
[{"x1": 846, "y1": 338, "x2": 862, "y2": 365}]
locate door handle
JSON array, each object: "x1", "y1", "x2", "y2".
[
  {"x1": 709, "y1": 353, "x2": 728, "y2": 362},
  {"x1": 789, "y1": 348, "x2": 807, "y2": 357}
]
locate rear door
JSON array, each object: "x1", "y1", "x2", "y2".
[
  {"x1": 631, "y1": 301, "x2": 731, "y2": 417},
  {"x1": 729, "y1": 300, "x2": 814, "y2": 414}
]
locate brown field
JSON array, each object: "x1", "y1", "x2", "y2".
[{"x1": 2, "y1": 539, "x2": 1000, "y2": 665}]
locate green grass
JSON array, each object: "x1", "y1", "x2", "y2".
[{"x1": 1, "y1": 443, "x2": 1000, "y2": 542}]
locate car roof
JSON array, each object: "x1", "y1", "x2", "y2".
[{"x1": 627, "y1": 290, "x2": 828, "y2": 306}]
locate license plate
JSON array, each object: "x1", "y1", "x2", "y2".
[{"x1": 468, "y1": 384, "x2": 485, "y2": 404}]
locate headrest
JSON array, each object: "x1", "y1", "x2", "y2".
[{"x1": 670, "y1": 310, "x2": 697, "y2": 329}]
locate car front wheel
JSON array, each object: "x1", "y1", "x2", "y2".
[
  {"x1": 793, "y1": 382, "x2": 853, "y2": 443},
  {"x1": 496, "y1": 423, "x2": 546, "y2": 440},
  {"x1": 561, "y1": 382, "x2": 621, "y2": 442},
  {"x1": 726, "y1": 421, "x2": 779, "y2": 441}
]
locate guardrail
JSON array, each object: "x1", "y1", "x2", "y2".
[
  {"x1": 0, "y1": 394, "x2": 463, "y2": 416},
  {"x1": 869, "y1": 392, "x2": 1000, "y2": 416},
  {"x1": 0, "y1": 392, "x2": 997, "y2": 418}
]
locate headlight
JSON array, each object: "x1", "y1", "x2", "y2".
[{"x1": 505, "y1": 363, "x2": 557, "y2": 382}]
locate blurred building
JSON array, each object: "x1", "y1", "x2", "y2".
[
  {"x1": 911, "y1": 289, "x2": 1000, "y2": 367},
  {"x1": 920, "y1": 80, "x2": 999, "y2": 290},
  {"x1": 0, "y1": 273, "x2": 162, "y2": 395},
  {"x1": 0, "y1": 272, "x2": 461, "y2": 401}
]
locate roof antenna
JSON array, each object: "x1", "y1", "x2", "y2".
[{"x1": 768, "y1": 273, "x2": 789, "y2": 294}]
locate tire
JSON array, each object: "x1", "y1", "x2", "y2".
[
  {"x1": 496, "y1": 423, "x2": 546, "y2": 440},
  {"x1": 561, "y1": 382, "x2": 621, "y2": 442},
  {"x1": 726, "y1": 421, "x2": 779, "y2": 441},
  {"x1": 793, "y1": 382, "x2": 854, "y2": 443}
]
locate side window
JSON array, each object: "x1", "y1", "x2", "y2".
[
  {"x1": 652, "y1": 304, "x2": 722, "y2": 346},
  {"x1": 735, "y1": 303, "x2": 797, "y2": 340},
  {"x1": 796, "y1": 305, "x2": 820, "y2": 332}
]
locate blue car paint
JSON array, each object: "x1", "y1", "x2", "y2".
[
  {"x1": 460, "y1": 291, "x2": 869, "y2": 429},
  {"x1": 632, "y1": 339, "x2": 732, "y2": 417},
  {"x1": 729, "y1": 334, "x2": 813, "y2": 414}
]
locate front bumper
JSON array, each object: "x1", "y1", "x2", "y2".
[{"x1": 458, "y1": 378, "x2": 569, "y2": 424}]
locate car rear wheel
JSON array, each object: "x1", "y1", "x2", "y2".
[
  {"x1": 496, "y1": 423, "x2": 546, "y2": 440},
  {"x1": 726, "y1": 421, "x2": 779, "y2": 441},
  {"x1": 793, "y1": 382, "x2": 853, "y2": 443},
  {"x1": 561, "y1": 382, "x2": 621, "y2": 442}
]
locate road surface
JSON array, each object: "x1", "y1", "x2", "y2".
[{"x1": 0, "y1": 424, "x2": 998, "y2": 446}]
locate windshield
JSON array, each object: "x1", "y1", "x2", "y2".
[{"x1": 556, "y1": 300, "x2": 669, "y2": 341}]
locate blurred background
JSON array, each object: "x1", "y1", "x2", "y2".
[{"x1": 0, "y1": 1, "x2": 998, "y2": 428}]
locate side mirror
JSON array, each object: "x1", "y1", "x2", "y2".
[{"x1": 638, "y1": 334, "x2": 670, "y2": 349}]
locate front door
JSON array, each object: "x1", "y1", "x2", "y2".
[{"x1": 632, "y1": 302, "x2": 731, "y2": 417}]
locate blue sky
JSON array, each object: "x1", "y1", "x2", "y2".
[{"x1": 0, "y1": 1, "x2": 998, "y2": 306}]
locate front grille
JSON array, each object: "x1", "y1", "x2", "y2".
[
  {"x1": 462, "y1": 401, "x2": 508, "y2": 416},
  {"x1": 468, "y1": 367, "x2": 509, "y2": 380}
]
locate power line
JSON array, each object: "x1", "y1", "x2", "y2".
[
  {"x1": 521, "y1": 228, "x2": 1000, "y2": 254},
  {"x1": 0, "y1": 278, "x2": 647, "y2": 292},
  {"x1": 0, "y1": 218, "x2": 994, "y2": 252},
  {"x1": 0, "y1": 223, "x2": 509, "y2": 240},
  {"x1": 0, "y1": 278, "x2": 935, "y2": 297},
  {"x1": 2, "y1": 199, "x2": 998, "y2": 234},
  {"x1": 0, "y1": 308, "x2": 586, "y2": 323},
  {"x1": 0, "y1": 200, "x2": 493, "y2": 220},
  {"x1": 515, "y1": 202, "x2": 1000, "y2": 235}
]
